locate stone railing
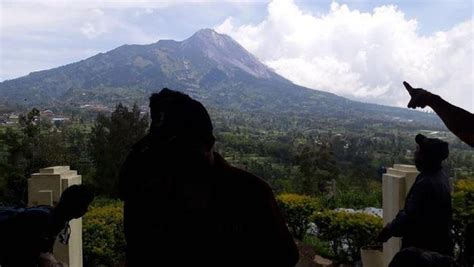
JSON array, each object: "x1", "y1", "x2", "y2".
[
  {"x1": 28, "y1": 166, "x2": 83, "y2": 267},
  {"x1": 382, "y1": 164, "x2": 418, "y2": 267},
  {"x1": 27, "y1": 164, "x2": 420, "y2": 267}
]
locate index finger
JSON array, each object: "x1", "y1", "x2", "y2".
[{"x1": 403, "y1": 81, "x2": 414, "y2": 95}]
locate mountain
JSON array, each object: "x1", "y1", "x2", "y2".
[{"x1": 0, "y1": 28, "x2": 442, "y2": 129}]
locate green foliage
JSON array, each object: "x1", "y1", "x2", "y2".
[
  {"x1": 452, "y1": 179, "x2": 474, "y2": 259},
  {"x1": 295, "y1": 143, "x2": 339, "y2": 196},
  {"x1": 0, "y1": 108, "x2": 98, "y2": 205},
  {"x1": 0, "y1": 127, "x2": 28, "y2": 205},
  {"x1": 277, "y1": 194, "x2": 321, "y2": 239},
  {"x1": 311, "y1": 210, "x2": 383, "y2": 264},
  {"x1": 322, "y1": 181, "x2": 383, "y2": 210},
  {"x1": 83, "y1": 199, "x2": 125, "y2": 267},
  {"x1": 302, "y1": 235, "x2": 334, "y2": 259},
  {"x1": 0, "y1": 109, "x2": 72, "y2": 205},
  {"x1": 89, "y1": 103, "x2": 148, "y2": 197}
]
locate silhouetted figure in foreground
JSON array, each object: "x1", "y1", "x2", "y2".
[
  {"x1": 404, "y1": 82, "x2": 473, "y2": 265},
  {"x1": 389, "y1": 247, "x2": 456, "y2": 267},
  {"x1": 119, "y1": 89, "x2": 299, "y2": 267},
  {"x1": 377, "y1": 134, "x2": 453, "y2": 257},
  {"x1": 463, "y1": 223, "x2": 474, "y2": 266},
  {"x1": 404, "y1": 81, "x2": 474, "y2": 147},
  {"x1": 0, "y1": 185, "x2": 94, "y2": 267}
]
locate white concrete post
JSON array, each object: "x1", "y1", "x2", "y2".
[
  {"x1": 28, "y1": 166, "x2": 83, "y2": 267},
  {"x1": 382, "y1": 164, "x2": 418, "y2": 267}
]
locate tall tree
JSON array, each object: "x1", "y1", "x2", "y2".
[
  {"x1": 0, "y1": 108, "x2": 70, "y2": 205},
  {"x1": 89, "y1": 103, "x2": 148, "y2": 197},
  {"x1": 294, "y1": 143, "x2": 339, "y2": 196}
]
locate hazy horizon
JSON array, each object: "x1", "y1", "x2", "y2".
[{"x1": 1, "y1": 0, "x2": 472, "y2": 111}]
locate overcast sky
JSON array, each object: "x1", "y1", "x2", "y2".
[{"x1": 1, "y1": 0, "x2": 472, "y2": 111}]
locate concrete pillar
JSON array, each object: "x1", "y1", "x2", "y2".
[
  {"x1": 382, "y1": 164, "x2": 418, "y2": 267},
  {"x1": 28, "y1": 166, "x2": 83, "y2": 267}
]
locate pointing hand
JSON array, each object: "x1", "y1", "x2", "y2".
[
  {"x1": 403, "y1": 81, "x2": 433, "y2": 109},
  {"x1": 375, "y1": 224, "x2": 392, "y2": 243}
]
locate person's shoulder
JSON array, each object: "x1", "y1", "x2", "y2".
[
  {"x1": 23, "y1": 205, "x2": 53, "y2": 218},
  {"x1": 420, "y1": 168, "x2": 448, "y2": 180},
  {"x1": 130, "y1": 135, "x2": 152, "y2": 154},
  {"x1": 416, "y1": 169, "x2": 449, "y2": 192},
  {"x1": 230, "y1": 166, "x2": 270, "y2": 188},
  {"x1": 13, "y1": 206, "x2": 52, "y2": 226},
  {"x1": 415, "y1": 172, "x2": 435, "y2": 186},
  {"x1": 123, "y1": 135, "x2": 152, "y2": 165},
  {"x1": 215, "y1": 153, "x2": 273, "y2": 194}
]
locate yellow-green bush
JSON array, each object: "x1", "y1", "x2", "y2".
[
  {"x1": 311, "y1": 210, "x2": 382, "y2": 264},
  {"x1": 277, "y1": 194, "x2": 321, "y2": 239},
  {"x1": 452, "y1": 179, "x2": 474, "y2": 259},
  {"x1": 83, "y1": 199, "x2": 125, "y2": 267}
]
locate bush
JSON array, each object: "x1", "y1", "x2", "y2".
[
  {"x1": 321, "y1": 181, "x2": 383, "y2": 210},
  {"x1": 302, "y1": 235, "x2": 334, "y2": 259},
  {"x1": 277, "y1": 193, "x2": 321, "y2": 239},
  {"x1": 83, "y1": 199, "x2": 125, "y2": 267},
  {"x1": 452, "y1": 179, "x2": 474, "y2": 260},
  {"x1": 311, "y1": 210, "x2": 382, "y2": 264}
]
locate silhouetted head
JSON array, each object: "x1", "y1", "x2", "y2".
[
  {"x1": 389, "y1": 247, "x2": 455, "y2": 267},
  {"x1": 55, "y1": 185, "x2": 94, "y2": 221},
  {"x1": 149, "y1": 89, "x2": 215, "y2": 164},
  {"x1": 414, "y1": 134, "x2": 449, "y2": 172}
]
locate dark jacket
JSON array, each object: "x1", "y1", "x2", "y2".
[
  {"x1": 389, "y1": 168, "x2": 453, "y2": 255},
  {"x1": 0, "y1": 206, "x2": 62, "y2": 267},
  {"x1": 119, "y1": 135, "x2": 299, "y2": 267}
]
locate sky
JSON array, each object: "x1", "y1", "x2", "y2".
[{"x1": 1, "y1": 0, "x2": 473, "y2": 111}]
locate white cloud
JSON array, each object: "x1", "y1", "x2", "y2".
[
  {"x1": 80, "y1": 22, "x2": 105, "y2": 39},
  {"x1": 0, "y1": 1, "x2": 164, "y2": 80},
  {"x1": 80, "y1": 9, "x2": 107, "y2": 38},
  {"x1": 215, "y1": 0, "x2": 474, "y2": 112}
]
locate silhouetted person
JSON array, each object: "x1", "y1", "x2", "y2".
[
  {"x1": 0, "y1": 185, "x2": 94, "y2": 267},
  {"x1": 389, "y1": 247, "x2": 456, "y2": 267},
  {"x1": 119, "y1": 89, "x2": 299, "y2": 267},
  {"x1": 463, "y1": 223, "x2": 474, "y2": 266},
  {"x1": 404, "y1": 81, "x2": 474, "y2": 147},
  {"x1": 377, "y1": 134, "x2": 453, "y2": 256},
  {"x1": 377, "y1": 165, "x2": 387, "y2": 180},
  {"x1": 404, "y1": 82, "x2": 473, "y2": 265}
]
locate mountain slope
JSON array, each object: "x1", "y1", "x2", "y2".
[{"x1": 0, "y1": 29, "x2": 442, "y2": 129}]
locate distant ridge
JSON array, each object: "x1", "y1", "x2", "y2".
[{"x1": 0, "y1": 29, "x2": 442, "y2": 129}]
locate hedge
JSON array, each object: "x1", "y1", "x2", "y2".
[
  {"x1": 452, "y1": 179, "x2": 474, "y2": 261},
  {"x1": 81, "y1": 181, "x2": 474, "y2": 266},
  {"x1": 83, "y1": 199, "x2": 125, "y2": 267},
  {"x1": 311, "y1": 210, "x2": 382, "y2": 264},
  {"x1": 277, "y1": 193, "x2": 321, "y2": 239}
]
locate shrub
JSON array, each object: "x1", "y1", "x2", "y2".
[
  {"x1": 311, "y1": 210, "x2": 382, "y2": 264},
  {"x1": 83, "y1": 199, "x2": 125, "y2": 267},
  {"x1": 302, "y1": 235, "x2": 334, "y2": 259},
  {"x1": 277, "y1": 193, "x2": 321, "y2": 239},
  {"x1": 321, "y1": 181, "x2": 383, "y2": 210},
  {"x1": 452, "y1": 179, "x2": 474, "y2": 260}
]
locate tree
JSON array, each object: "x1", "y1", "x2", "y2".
[
  {"x1": 0, "y1": 127, "x2": 28, "y2": 205},
  {"x1": 65, "y1": 126, "x2": 94, "y2": 184},
  {"x1": 0, "y1": 108, "x2": 69, "y2": 205},
  {"x1": 89, "y1": 103, "x2": 148, "y2": 197},
  {"x1": 294, "y1": 143, "x2": 339, "y2": 196}
]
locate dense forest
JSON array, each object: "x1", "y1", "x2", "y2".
[
  {"x1": 1, "y1": 103, "x2": 472, "y2": 209},
  {"x1": 1, "y1": 102, "x2": 473, "y2": 265}
]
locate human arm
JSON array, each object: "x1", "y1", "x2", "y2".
[
  {"x1": 257, "y1": 184, "x2": 300, "y2": 266},
  {"x1": 39, "y1": 252, "x2": 68, "y2": 267},
  {"x1": 118, "y1": 149, "x2": 141, "y2": 201},
  {"x1": 118, "y1": 153, "x2": 132, "y2": 201},
  {"x1": 377, "y1": 180, "x2": 430, "y2": 242},
  {"x1": 9, "y1": 207, "x2": 58, "y2": 265},
  {"x1": 404, "y1": 81, "x2": 474, "y2": 147}
]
